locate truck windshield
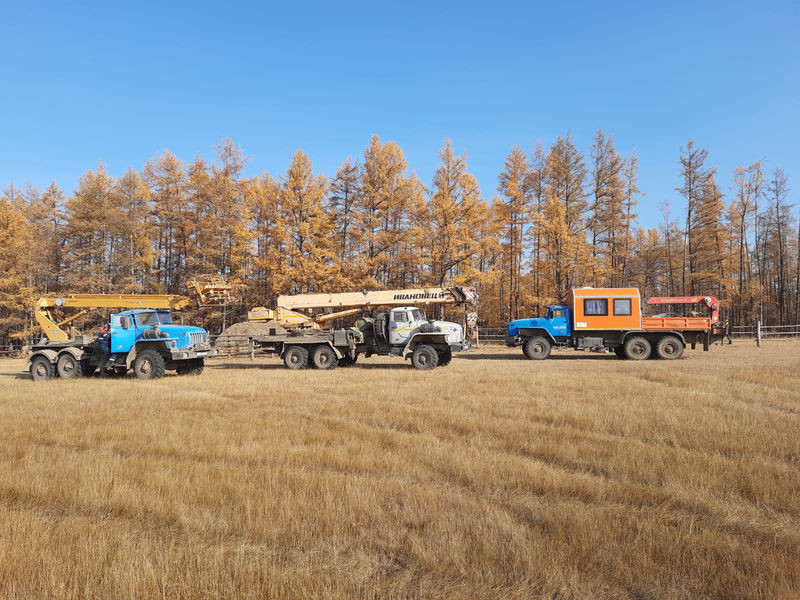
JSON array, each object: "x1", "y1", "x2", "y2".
[
  {"x1": 410, "y1": 309, "x2": 424, "y2": 321},
  {"x1": 135, "y1": 311, "x2": 173, "y2": 327}
]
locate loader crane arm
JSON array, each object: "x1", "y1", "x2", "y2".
[{"x1": 646, "y1": 295, "x2": 720, "y2": 323}]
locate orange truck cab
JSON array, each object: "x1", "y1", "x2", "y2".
[{"x1": 507, "y1": 287, "x2": 728, "y2": 360}]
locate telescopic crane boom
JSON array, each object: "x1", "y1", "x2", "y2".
[
  {"x1": 276, "y1": 286, "x2": 478, "y2": 311},
  {"x1": 248, "y1": 286, "x2": 478, "y2": 331}
]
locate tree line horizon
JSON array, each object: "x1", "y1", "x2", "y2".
[{"x1": 0, "y1": 131, "x2": 797, "y2": 346}]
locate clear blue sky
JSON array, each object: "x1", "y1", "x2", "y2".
[{"x1": 1, "y1": 1, "x2": 798, "y2": 226}]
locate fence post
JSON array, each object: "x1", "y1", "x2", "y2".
[{"x1": 756, "y1": 320, "x2": 761, "y2": 347}]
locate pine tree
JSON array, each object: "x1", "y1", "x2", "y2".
[
  {"x1": 422, "y1": 140, "x2": 485, "y2": 286},
  {"x1": 247, "y1": 172, "x2": 284, "y2": 305},
  {"x1": 279, "y1": 150, "x2": 334, "y2": 293},
  {"x1": 63, "y1": 162, "x2": 120, "y2": 292},
  {"x1": 677, "y1": 141, "x2": 710, "y2": 295},
  {"x1": 496, "y1": 146, "x2": 532, "y2": 320},
  {"x1": 358, "y1": 135, "x2": 422, "y2": 287},
  {"x1": 115, "y1": 169, "x2": 154, "y2": 292},
  {"x1": 763, "y1": 168, "x2": 792, "y2": 323},
  {"x1": 620, "y1": 153, "x2": 641, "y2": 284},
  {"x1": 328, "y1": 157, "x2": 361, "y2": 289},
  {"x1": 0, "y1": 194, "x2": 36, "y2": 346},
  {"x1": 689, "y1": 172, "x2": 726, "y2": 297},
  {"x1": 731, "y1": 162, "x2": 764, "y2": 323},
  {"x1": 24, "y1": 181, "x2": 66, "y2": 293},
  {"x1": 145, "y1": 151, "x2": 190, "y2": 292},
  {"x1": 546, "y1": 134, "x2": 587, "y2": 233},
  {"x1": 588, "y1": 129, "x2": 625, "y2": 286}
]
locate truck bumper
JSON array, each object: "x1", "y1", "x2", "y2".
[
  {"x1": 170, "y1": 345, "x2": 217, "y2": 360},
  {"x1": 506, "y1": 335, "x2": 520, "y2": 347},
  {"x1": 449, "y1": 340, "x2": 471, "y2": 352}
]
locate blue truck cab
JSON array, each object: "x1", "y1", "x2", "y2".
[
  {"x1": 28, "y1": 308, "x2": 216, "y2": 381},
  {"x1": 506, "y1": 305, "x2": 572, "y2": 359}
]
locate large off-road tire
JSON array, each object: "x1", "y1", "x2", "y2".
[
  {"x1": 522, "y1": 336, "x2": 552, "y2": 360},
  {"x1": 624, "y1": 336, "x2": 651, "y2": 360},
  {"x1": 411, "y1": 344, "x2": 439, "y2": 370},
  {"x1": 283, "y1": 345, "x2": 309, "y2": 370},
  {"x1": 56, "y1": 353, "x2": 82, "y2": 379},
  {"x1": 312, "y1": 345, "x2": 338, "y2": 370},
  {"x1": 133, "y1": 349, "x2": 166, "y2": 380},
  {"x1": 437, "y1": 347, "x2": 452, "y2": 366},
  {"x1": 30, "y1": 356, "x2": 55, "y2": 382},
  {"x1": 176, "y1": 358, "x2": 204, "y2": 375},
  {"x1": 338, "y1": 353, "x2": 359, "y2": 368},
  {"x1": 655, "y1": 335, "x2": 684, "y2": 360}
]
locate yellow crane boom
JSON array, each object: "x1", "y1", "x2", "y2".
[{"x1": 36, "y1": 277, "x2": 233, "y2": 342}]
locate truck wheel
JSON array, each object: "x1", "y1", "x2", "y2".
[
  {"x1": 522, "y1": 336, "x2": 551, "y2": 360},
  {"x1": 624, "y1": 336, "x2": 651, "y2": 360},
  {"x1": 283, "y1": 345, "x2": 309, "y2": 370},
  {"x1": 56, "y1": 353, "x2": 82, "y2": 379},
  {"x1": 411, "y1": 344, "x2": 439, "y2": 370},
  {"x1": 656, "y1": 336, "x2": 684, "y2": 360},
  {"x1": 312, "y1": 345, "x2": 338, "y2": 370},
  {"x1": 133, "y1": 349, "x2": 166, "y2": 380},
  {"x1": 30, "y1": 356, "x2": 55, "y2": 382},
  {"x1": 437, "y1": 348, "x2": 452, "y2": 366}
]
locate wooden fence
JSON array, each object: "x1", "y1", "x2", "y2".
[{"x1": 730, "y1": 323, "x2": 800, "y2": 346}]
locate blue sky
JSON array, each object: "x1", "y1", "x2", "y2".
[{"x1": 1, "y1": 1, "x2": 798, "y2": 226}]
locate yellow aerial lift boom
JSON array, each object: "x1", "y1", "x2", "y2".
[{"x1": 35, "y1": 276, "x2": 233, "y2": 342}]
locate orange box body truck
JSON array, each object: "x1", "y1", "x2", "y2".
[{"x1": 507, "y1": 287, "x2": 728, "y2": 360}]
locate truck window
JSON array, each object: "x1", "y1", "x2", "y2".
[
  {"x1": 613, "y1": 298, "x2": 632, "y2": 316},
  {"x1": 584, "y1": 299, "x2": 608, "y2": 316},
  {"x1": 410, "y1": 309, "x2": 424, "y2": 321},
  {"x1": 136, "y1": 311, "x2": 172, "y2": 327},
  {"x1": 551, "y1": 308, "x2": 565, "y2": 319},
  {"x1": 393, "y1": 311, "x2": 408, "y2": 323},
  {"x1": 112, "y1": 315, "x2": 132, "y2": 329}
]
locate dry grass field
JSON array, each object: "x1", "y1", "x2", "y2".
[{"x1": 0, "y1": 341, "x2": 798, "y2": 600}]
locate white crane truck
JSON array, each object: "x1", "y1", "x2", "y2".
[{"x1": 242, "y1": 286, "x2": 478, "y2": 370}]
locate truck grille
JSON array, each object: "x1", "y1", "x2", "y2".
[{"x1": 189, "y1": 332, "x2": 206, "y2": 346}]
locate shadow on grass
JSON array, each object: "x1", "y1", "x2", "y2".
[
  {"x1": 208, "y1": 361, "x2": 412, "y2": 371},
  {"x1": 458, "y1": 352, "x2": 620, "y2": 361},
  {"x1": 208, "y1": 362, "x2": 286, "y2": 370}
]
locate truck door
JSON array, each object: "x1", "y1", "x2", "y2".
[
  {"x1": 110, "y1": 314, "x2": 136, "y2": 353},
  {"x1": 548, "y1": 307, "x2": 570, "y2": 339},
  {"x1": 389, "y1": 308, "x2": 414, "y2": 346}
]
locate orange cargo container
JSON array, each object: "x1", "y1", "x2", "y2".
[{"x1": 567, "y1": 288, "x2": 641, "y2": 331}]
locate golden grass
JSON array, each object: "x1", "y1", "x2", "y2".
[{"x1": 0, "y1": 341, "x2": 798, "y2": 599}]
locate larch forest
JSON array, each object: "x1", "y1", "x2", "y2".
[{"x1": 1, "y1": 131, "x2": 797, "y2": 348}]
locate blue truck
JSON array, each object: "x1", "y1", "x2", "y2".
[
  {"x1": 29, "y1": 294, "x2": 219, "y2": 381},
  {"x1": 507, "y1": 288, "x2": 727, "y2": 360}
]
